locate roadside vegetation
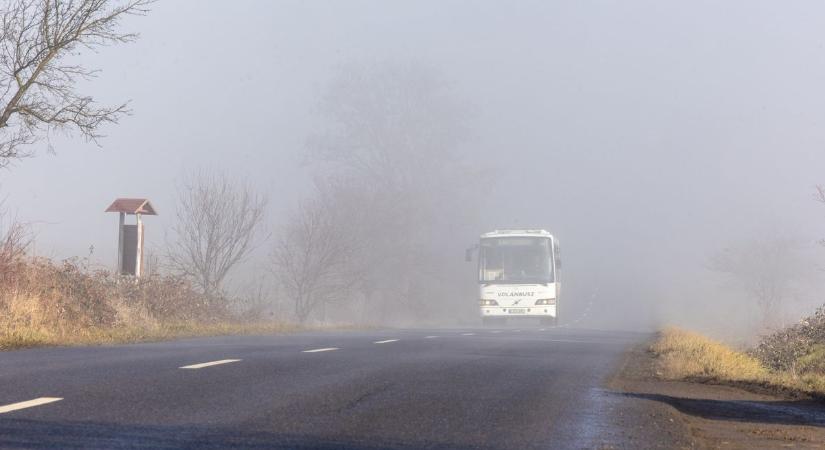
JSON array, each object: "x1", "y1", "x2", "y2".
[
  {"x1": 0, "y1": 256, "x2": 303, "y2": 350},
  {"x1": 651, "y1": 317, "x2": 825, "y2": 397},
  {"x1": 658, "y1": 183, "x2": 825, "y2": 399}
]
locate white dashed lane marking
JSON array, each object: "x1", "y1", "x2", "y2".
[
  {"x1": 302, "y1": 347, "x2": 339, "y2": 353},
  {"x1": 461, "y1": 333, "x2": 475, "y2": 336},
  {"x1": 0, "y1": 397, "x2": 63, "y2": 414},
  {"x1": 374, "y1": 339, "x2": 399, "y2": 344},
  {"x1": 179, "y1": 359, "x2": 241, "y2": 369},
  {"x1": 546, "y1": 338, "x2": 621, "y2": 345},
  {"x1": 425, "y1": 335, "x2": 439, "y2": 339}
]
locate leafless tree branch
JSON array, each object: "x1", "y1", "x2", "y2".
[{"x1": 0, "y1": 0, "x2": 153, "y2": 169}]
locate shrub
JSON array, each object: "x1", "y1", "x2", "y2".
[
  {"x1": 0, "y1": 257, "x2": 237, "y2": 348},
  {"x1": 796, "y1": 344, "x2": 825, "y2": 375},
  {"x1": 753, "y1": 305, "x2": 825, "y2": 374}
]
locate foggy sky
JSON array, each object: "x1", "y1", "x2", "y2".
[{"x1": 3, "y1": 0, "x2": 825, "y2": 332}]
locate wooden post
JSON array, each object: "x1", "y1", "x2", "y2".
[{"x1": 117, "y1": 212, "x2": 125, "y2": 274}]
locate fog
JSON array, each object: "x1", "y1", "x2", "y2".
[{"x1": 3, "y1": 0, "x2": 825, "y2": 335}]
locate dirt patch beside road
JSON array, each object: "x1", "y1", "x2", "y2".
[{"x1": 609, "y1": 342, "x2": 825, "y2": 449}]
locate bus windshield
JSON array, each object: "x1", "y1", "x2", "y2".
[{"x1": 479, "y1": 237, "x2": 554, "y2": 284}]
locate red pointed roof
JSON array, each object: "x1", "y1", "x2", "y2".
[{"x1": 105, "y1": 198, "x2": 157, "y2": 215}]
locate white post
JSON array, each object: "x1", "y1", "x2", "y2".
[
  {"x1": 117, "y1": 212, "x2": 125, "y2": 274},
  {"x1": 135, "y1": 213, "x2": 143, "y2": 278}
]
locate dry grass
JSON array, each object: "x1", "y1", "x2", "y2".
[
  {"x1": 651, "y1": 327, "x2": 768, "y2": 382},
  {"x1": 0, "y1": 321, "x2": 307, "y2": 351},
  {"x1": 0, "y1": 257, "x2": 314, "y2": 351},
  {"x1": 651, "y1": 327, "x2": 825, "y2": 398}
]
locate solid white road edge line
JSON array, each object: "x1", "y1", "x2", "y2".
[
  {"x1": 0, "y1": 397, "x2": 63, "y2": 414},
  {"x1": 179, "y1": 359, "x2": 241, "y2": 369},
  {"x1": 302, "y1": 347, "x2": 339, "y2": 353},
  {"x1": 374, "y1": 339, "x2": 399, "y2": 344}
]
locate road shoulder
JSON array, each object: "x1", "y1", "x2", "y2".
[{"x1": 608, "y1": 341, "x2": 825, "y2": 449}]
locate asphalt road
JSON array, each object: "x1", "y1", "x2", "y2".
[{"x1": 0, "y1": 326, "x2": 658, "y2": 449}]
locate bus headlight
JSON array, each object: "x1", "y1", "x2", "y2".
[
  {"x1": 479, "y1": 299, "x2": 499, "y2": 306},
  {"x1": 535, "y1": 298, "x2": 556, "y2": 305}
]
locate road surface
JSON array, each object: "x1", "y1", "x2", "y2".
[{"x1": 0, "y1": 327, "x2": 662, "y2": 449}]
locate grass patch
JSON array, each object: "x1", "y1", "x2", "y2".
[
  {"x1": 651, "y1": 327, "x2": 768, "y2": 382},
  {"x1": 651, "y1": 327, "x2": 825, "y2": 398}
]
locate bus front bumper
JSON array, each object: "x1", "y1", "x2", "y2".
[{"x1": 481, "y1": 306, "x2": 556, "y2": 317}]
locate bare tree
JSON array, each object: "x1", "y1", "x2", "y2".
[
  {"x1": 709, "y1": 236, "x2": 812, "y2": 328},
  {"x1": 304, "y1": 61, "x2": 483, "y2": 324},
  {"x1": 270, "y1": 198, "x2": 358, "y2": 323},
  {"x1": 0, "y1": 0, "x2": 153, "y2": 169},
  {"x1": 0, "y1": 202, "x2": 29, "y2": 282},
  {"x1": 308, "y1": 61, "x2": 471, "y2": 193},
  {"x1": 0, "y1": 221, "x2": 27, "y2": 277},
  {"x1": 167, "y1": 171, "x2": 267, "y2": 300}
]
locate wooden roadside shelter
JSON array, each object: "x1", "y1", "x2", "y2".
[{"x1": 105, "y1": 198, "x2": 157, "y2": 277}]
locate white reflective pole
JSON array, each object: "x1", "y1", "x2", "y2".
[{"x1": 117, "y1": 212, "x2": 125, "y2": 274}]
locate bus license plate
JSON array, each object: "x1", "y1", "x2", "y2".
[{"x1": 508, "y1": 308, "x2": 526, "y2": 314}]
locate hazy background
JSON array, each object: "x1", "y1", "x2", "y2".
[{"x1": 3, "y1": 0, "x2": 825, "y2": 335}]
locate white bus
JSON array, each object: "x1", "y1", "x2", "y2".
[{"x1": 468, "y1": 229, "x2": 561, "y2": 326}]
